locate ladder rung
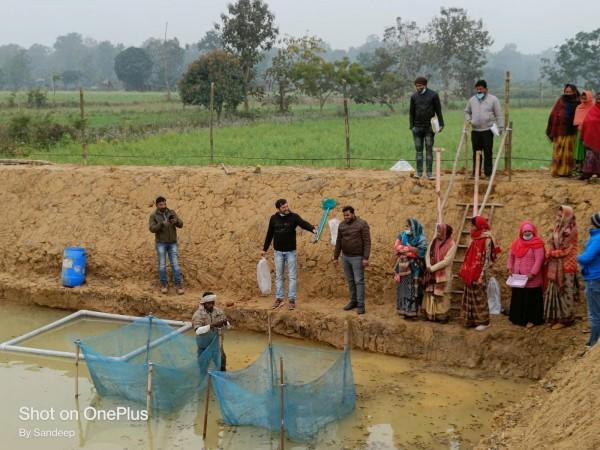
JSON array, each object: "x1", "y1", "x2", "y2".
[{"x1": 451, "y1": 290, "x2": 464, "y2": 295}]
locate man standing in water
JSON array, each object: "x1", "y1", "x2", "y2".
[
  {"x1": 192, "y1": 291, "x2": 229, "y2": 371},
  {"x1": 333, "y1": 206, "x2": 371, "y2": 315},
  {"x1": 148, "y1": 196, "x2": 184, "y2": 294},
  {"x1": 262, "y1": 199, "x2": 316, "y2": 311}
]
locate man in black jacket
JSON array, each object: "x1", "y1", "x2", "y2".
[
  {"x1": 262, "y1": 199, "x2": 316, "y2": 310},
  {"x1": 409, "y1": 76, "x2": 445, "y2": 179}
]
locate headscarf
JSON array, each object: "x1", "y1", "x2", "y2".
[
  {"x1": 430, "y1": 223, "x2": 455, "y2": 284},
  {"x1": 580, "y1": 97, "x2": 600, "y2": 152},
  {"x1": 546, "y1": 84, "x2": 580, "y2": 139},
  {"x1": 459, "y1": 216, "x2": 500, "y2": 287},
  {"x1": 431, "y1": 223, "x2": 455, "y2": 265},
  {"x1": 510, "y1": 221, "x2": 545, "y2": 258},
  {"x1": 546, "y1": 205, "x2": 578, "y2": 288},
  {"x1": 574, "y1": 90, "x2": 594, "y2": 127},
  {"x1": 397, "y1": 218, "x2": 428, "y2": 257},
  {"x1": 395, "y1": 218, "x2": 428, "y2": 277}
]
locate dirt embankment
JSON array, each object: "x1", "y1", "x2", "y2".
[
  {"x1": 0, "y1": 165, "x2": 598, "y2": 380},
  {"x1": 477, "y1": 343, "x2": 600, "y2": 450},
  {"x1": 2, "y1": 164, "x2": 600, "y2": 448}
]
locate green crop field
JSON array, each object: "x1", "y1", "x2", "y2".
[{"x1": 0, "y1": 90, "x2": 554, "y2": 170}]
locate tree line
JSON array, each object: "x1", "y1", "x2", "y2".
[{"x1": 1, "y1": 1, "x2": 598, "y2": 113}]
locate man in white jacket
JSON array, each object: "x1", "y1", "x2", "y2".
[{"x1": 465, "y1": 80, "x2": 504, "y2": 178}]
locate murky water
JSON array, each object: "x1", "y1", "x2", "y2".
[{"x1": 0, "y1": 301, "x2": 529, "y2": 449}]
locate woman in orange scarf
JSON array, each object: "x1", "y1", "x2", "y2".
[
  {"x1": 573, "y1": 90, "x2": 594, "y2": 176},
  {"x1": 580, "y1": 92, "x2": 600, "y2": 179},
  {"x1": 544, "y1": 205, "x2": 579, "y2": 329},
  {"x1": 424, "y1": 223, "x2": 457, "y2": 322},
  {"x1": 459, "y1": 216, "x2": 500, "y2": 330}
]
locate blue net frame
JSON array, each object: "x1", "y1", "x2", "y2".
[
  {"x1": 210, "y1": 342, "x2": 355, "y2": 441},
  {"x1": 80, "y1": 316, "x2": 220, "y2": 414}
]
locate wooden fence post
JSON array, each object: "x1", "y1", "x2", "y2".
[
  {"x1": 79, "y1": 88, "x2": 87, "y2": 165},
  {"x1": 210, "y1": 82, "x2": 215, "y2": 164},
  {"x1": 504, "y1": 71, "x2": 511, "y2": 171},
  {"x1": 343, "y1": 98, "x2": 351, "y2": 168}
]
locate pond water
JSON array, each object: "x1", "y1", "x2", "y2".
[{"x1": 0, "y1": 301, "x2": 529, "y2": 450}]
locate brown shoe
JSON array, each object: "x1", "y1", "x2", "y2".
[
  {"x1": 272, "y1": 299, "x2": 284, "y2": 310},
  {"x1": 176, "y1": 286, "x2": 185, "y2": 295},
  {"x1": 160, "y1": 285, "x2": 168, "y2": 294}
]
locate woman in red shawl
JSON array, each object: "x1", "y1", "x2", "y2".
[
  {"x1": 459, "y1": 216, "x2": 500, "y2": 330},
  {"x1": 424, "y1": 223, "x2": 457, "y2": 322},
  {"x1": 546, "y1": 84, "x2": 580, "y2": 177},
  {"x1": 507, "y1": 221, "x2": 545, "y2": 328},
  {"x1": 573, "y1": 90, "x2": 594, "y2": 176},
  {"x1": 544, "y1": 205, "x2": 579, "y2": 329},
  {"x1": 580, "y1": 92, "x2": 600, "y2": 179}
]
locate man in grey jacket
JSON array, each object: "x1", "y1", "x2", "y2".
[
  {"x1": 333, "y1": 206, "x2": 371, "y2": 314},
  {"x1": 464, "y1": 80, "x2": 504, "y2": 177},
  {"x1": 149, "y1": 196, "x2": 184, "y2": 294}
]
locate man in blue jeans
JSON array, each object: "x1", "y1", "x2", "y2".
[
  {"x1": 577, "y1": 212, "x2": 600, "y2": 348},
  {"x1": 262, "y1": 199, "x2": 316, "y2": 310},
  {"x1": 333, "y1": 206, "x2": 371, "y2": 315},
  {"x1": 409, "y1": 76, "x2": 445, "y2": 179},
  {"x1": 149, "y1": 196, "x2": 184, "y2": 295}
]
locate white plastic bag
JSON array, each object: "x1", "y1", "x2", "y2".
[
  {"x1": 389, "y1": 160, "x2": 415, "y2": 172},
  {"x1": 431, "y1": 116, "x2": 441, "y2": 133},
  {"x1": 256, "y1": 257, "x2": 272, "y2": 295},
  {"x1": 490, "y1": 122, "x2": 500, "y2": 137},
  {"x1": 328, "y1": 218, "x2": 341, "y2": 245},
  {"x1": 487, "y1": 277, "x2": 501, "y2": 315}
]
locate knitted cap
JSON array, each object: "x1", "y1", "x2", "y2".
[
  {"x1": 414, "y1": 76, "x2": 428, "y2": 86},
  {"x1": 592, "y1": 212, "x2": 600, "y2": 228}
]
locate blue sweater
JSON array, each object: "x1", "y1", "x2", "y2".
[{"x1": 577, "y1": 228, "x2": 600, "y2": 281}]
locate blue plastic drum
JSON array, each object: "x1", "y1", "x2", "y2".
[{"x1": 62, "y1": 247, "x2": 86, "y2": 287}]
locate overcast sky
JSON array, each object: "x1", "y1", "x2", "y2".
[{"x1": 2, "y1": 0, "x2": 599, "y2": 54}]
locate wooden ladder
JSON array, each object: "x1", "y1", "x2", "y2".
[{"x1": 450, "y1": 202, "x2": 503, "y2": 300}]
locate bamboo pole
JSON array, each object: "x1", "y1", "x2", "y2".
[
  {"x1": 464, "y1": 123, "x2": 470, "y2": 175},
  {"x1": 507, "y1": 121, "x2": 513, "y2": 181},
  {"x1": 504, "y1": 71, "x2": 511, "y2": 170},
  {"x1": 473, "y1": 151, "x2": 481, "y2": 216},
  {"x1": 162, "y1": 22, "x2": 171, "y2": 101},
  {"x1": 79, "y1": 88, "x2": 87, "y2": 165},
  {"x1": 343, "y1": 97, "x2": 351, "y2": 168},
  {"x1": 145, "y1": 314, "x2": 153, "y2": 365},
  {"x1": 268, "y1": 312, "x2": 272, "y2": 347},
  {"x1": 146, "y1": 362, "x2": 153, "y2": 419},
  {"x1": 434, "y1": 148, "x2": 443, "y2": 224},
  {"x1": 343, "y1": 320, "x2": 349, "y2": 351},
  {"x1": 441, "y1": 122, "x2": 467, "y2": 212},
  {"x1": 210, "y1": 82, "x2": 215, "y2": 164},
  {"x1": 478, "y1": 130, "x2": 509, "y2": 215},
  {"x1": 75, "y1": 339, "x2": 81, "y2": 398},
  {"x1": 279, "y1": 357, "x2": 285, "y2": 450},
  {"x1": 202, "y1": 373, "x2": 212, "y2": 440}
]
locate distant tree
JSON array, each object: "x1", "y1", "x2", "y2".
[
  {"x1": 4, "y1": 49, "x2": 31, "y2": 89},
  {"x1": 265, "y1": 35, "x2": 324, "y2": 112},
  {"x1": 51, "y1": 33, "x2": 88, "y2": 72},
  {"x1": 291, "y1": 56, "x2": 370, "y2": 111},
  {"x1": 541, "y1": 28, "x2": 600, "y2": 90},
  {"x1": 93, "y1": 41, "x2": 123, "y2": 84},
  {"x1": 197, "y1": 30, "x2": 224, "y2": 54},
  {"x1": 114, "y1": 47, "x2": 153, "y2": 90},
  {"x1": 178, "y1": 49, "x2": 245, "y2": 120},
  {"x1": 61, "y1": 70, "x2": 82, "y2": 89},
  {"x1": 356, "y1": 48, "x2": 406, "y2": 111},
  {"x1": 0, "y1": 68, "x2": 5, "y2": 89},
  {"x1": 143, "y1": 37, "x2": 185, "y2": 91},
  {"x1": 26, "y1": 44, "x2": 52, "y2": 83},
  {"x1": 217, "y1": 0, "x2": 279, "y2": 111},
  {"x1": 428, "y1": 7, "x2": 493, "y2": 101}
]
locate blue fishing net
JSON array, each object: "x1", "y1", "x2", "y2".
[
  {"x1": 210, "y1": 343, "x2": 355, "y2": 441},
  {"x1": 79, "y1": 316, "x2": 220, "y2": 414}
]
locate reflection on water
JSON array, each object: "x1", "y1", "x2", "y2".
[{"x1": 0, "y1": 301, "x2": 529, "y2": 449}]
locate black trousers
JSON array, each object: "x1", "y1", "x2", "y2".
[{"x1": 471, "y1": 130, "x2": 494, "y2": 176}]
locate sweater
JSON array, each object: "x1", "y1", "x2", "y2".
[
  {"x1": 409, "y1": 89, "x2": 445, "y2": 129},
  {"x1": 334, "y1": 217, "x2": 371, "y2": 259},
  {"x1": 148, "y1": 208, "x2": 183, "y2": 243},
  {"x1": 263, "y1": 212, "x2": 314, "y2": 252},
  {"x1": 577, "y1": 228, "x2": 600, "y2": 281},
  {"x1": 464, "y1": 93, "x2": 504, "y2": 132},
  {"x1": 508, "y1": 247, "x2": 545, "y2": 288}
]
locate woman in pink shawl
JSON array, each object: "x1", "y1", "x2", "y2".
[
  {"x1": 424, "y1": 223, "x2": 457, "y2": 322},
  {"x1": 573, "y1": 90, "x2": 594, "y2": 176}
]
